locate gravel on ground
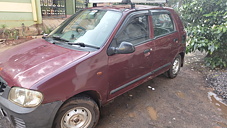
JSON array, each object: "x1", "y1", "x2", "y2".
[{"x1": 186, "y1": 50, "x2": 227, "y2": 104}]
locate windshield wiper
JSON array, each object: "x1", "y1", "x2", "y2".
[
  {"x1": 53, "y1": 42, "x2": 100, "y2": 49},
  {"x1": 52, "y1": 35, "x2": 70, "y2": 42},
  {"x1": 68, "y1": 42, "x2": 100, "y2": 49}
]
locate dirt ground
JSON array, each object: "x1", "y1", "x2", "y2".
[
  {"x1": 0, "y1": 45, "x2": 227, "y2": 128},
  {"x1": 95, "y1": 52, "x2": 227, "y2": 128}
]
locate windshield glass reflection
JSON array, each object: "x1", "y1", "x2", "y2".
[{"x1": 49, "y1": 10, "x2": 122, "y2": 48}]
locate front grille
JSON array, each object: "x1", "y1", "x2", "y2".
[
  {"x1": 0, "y1": 77, "x2": 7, "y2": 96},
  {"x1": 14, "y1": 117, "x2": 26, "y2": 128}
]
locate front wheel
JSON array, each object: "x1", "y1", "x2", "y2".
[
  {"x1": 167, "y1": 54, "x2": 181, "y2": 79},
  {"x1": 53, "y1": 96, "x2": 100, "y2": 128}
]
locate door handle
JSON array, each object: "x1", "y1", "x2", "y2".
[{"x1": 144, "y1": 49, "x2": 151, "y2": 54}]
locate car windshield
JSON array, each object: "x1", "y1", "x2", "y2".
[{"x1": 49, "y1": 10, "x2": 122, "y2": 48}]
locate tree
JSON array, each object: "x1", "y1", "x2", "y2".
[
  {"x1": 167, "y1": 0, "x2": 183, "y2": 10},
  {"x1": 180, "y1": 0, "x2": 227, "y2": 68}
]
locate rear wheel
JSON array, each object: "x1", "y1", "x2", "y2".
[
  {"x1": 167, "y1": 54, "x2": 181, "y2": 79},
  {"x1": 53, "y1": 96, "x2": 100, "y2": 128}
]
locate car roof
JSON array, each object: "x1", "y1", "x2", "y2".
[{"x1": 87, "y1": 5, "x2": 173, "y2": 12}]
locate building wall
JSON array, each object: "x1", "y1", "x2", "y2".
[
  {"x1": 0, "y1": 0, "x2": 42, "y2": 28},
  {"x1": 66, "y1": 0, "x2": 86, "y2": 16},
  {"x1": 66, "y1": 0, "x2": 75, "y2": 16}
]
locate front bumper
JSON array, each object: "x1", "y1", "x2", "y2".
[{"x1": 0, "y1": 87, "x2": 63, "y2": 128}]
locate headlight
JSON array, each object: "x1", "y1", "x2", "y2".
[{"x1": 8, "y1": 87, "x2": 43, "y2": 108}]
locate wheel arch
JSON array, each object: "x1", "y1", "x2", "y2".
[
  {"x1": 52, "y1": 91, "x2": 101, "y2": 128},
  {"x1": 76, "y1": 90, "x2": 102, "y2": 108},
  {"x1": 179, "y1": 52, "x2": 185, "y2": 67}
]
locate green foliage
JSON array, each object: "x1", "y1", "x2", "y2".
[
  {"x1": 205, "y1": 56, "x2": 227, "y2": 69},
  {"x1": 167, "y1": 0, "x2": 183, "y2": 9},
  {"x1": 0, "y1": 24, "x2": 19, "y2": 39},
  {"x1": 42, "y1": 26, "x2": 54, "y2": 34},
  {"x1": 1, "y1": 24, "x2": 7, "y2": 29},
  {"x1": 4, "y1": 29, "x2": 19, "y2": 40},
  {"x1": 1, "y1": 24, "x2": 7, "y2": 38},
  {"x1": 180, "y1": 0, "x2": 227, "y2": 69},
  {"x1": 0, "y1": 25, "x2": 19, "y2": 40}
]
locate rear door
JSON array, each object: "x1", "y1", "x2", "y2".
[
  {"x1": 107, "y1": 11, "x2": 155, "y2": 99},
  {"x1": 150, "y1": 10, "x2": 180, "y2": 72}
]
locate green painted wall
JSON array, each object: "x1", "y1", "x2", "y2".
[
  {"x1": 66, "y1": 0, "x2": 75, "y2": 15},
  {"x1": 0, "y1": 12, "x2": 34, "y2": 28},
  {"x1": 66, "y1": 0, "x2": 87, "y2": 15},
  {"x1": 0, "y1": 0, "x2": 42, "y2": 28},
  {"x1": 1, "y1": 0, "x2": 31, "y2": 3}
]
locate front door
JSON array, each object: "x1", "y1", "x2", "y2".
[{"x1": 108, "y1": 12, "x2": 155, "y2": 99}]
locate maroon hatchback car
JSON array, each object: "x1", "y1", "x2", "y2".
[{"x1": 0, "y1": 1, "x2": 186, "y2": 128}]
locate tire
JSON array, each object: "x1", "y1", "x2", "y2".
[
  {"x1": 167, "y1": 54, "x2": 181, "y2": 79},
  {"x1": 53, "y1": 96, "x2": 100, "y2": 128}
]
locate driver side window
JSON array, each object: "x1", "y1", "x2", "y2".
[{"x1": 116, "y1": 15, "x2": 149, "y2": 46}]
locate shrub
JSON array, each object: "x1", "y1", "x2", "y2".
[{"x1": 180, "y1": 0, "x2": 227, "y2": 69}]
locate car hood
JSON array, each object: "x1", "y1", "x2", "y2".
[{"x1": 0, "y1": 38, "x2": 89, "y2": 88}]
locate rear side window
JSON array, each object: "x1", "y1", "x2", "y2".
[{"x1": 152, "y1": 13, "x2": 175, "y2": 37}]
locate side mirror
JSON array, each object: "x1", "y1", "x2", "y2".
[
  {"x1": 108, "y1": 42, "x2": 135, "y2": 56},
  {"x1": 42, "y1": 33, "x2": 48, "y2": 39}
]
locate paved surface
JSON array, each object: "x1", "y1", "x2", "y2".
[{"x1": 0, "y1": 49, "x2": 227, "y2": 128}]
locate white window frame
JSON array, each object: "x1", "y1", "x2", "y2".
[{"x1": 89, "y1": 0, "x2": 167, "y2": 3}]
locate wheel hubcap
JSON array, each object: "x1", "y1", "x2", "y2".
[
  {"x1": 61, "y1": 107, "x2": 92, "y2": 128},
  {"x1": 172, "y1": 58, "x2": 180, "y2": 74}
]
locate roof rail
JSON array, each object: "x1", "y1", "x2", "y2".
[{"x1": 88, "y1": 0, "x2": 167, "y2": 8}]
